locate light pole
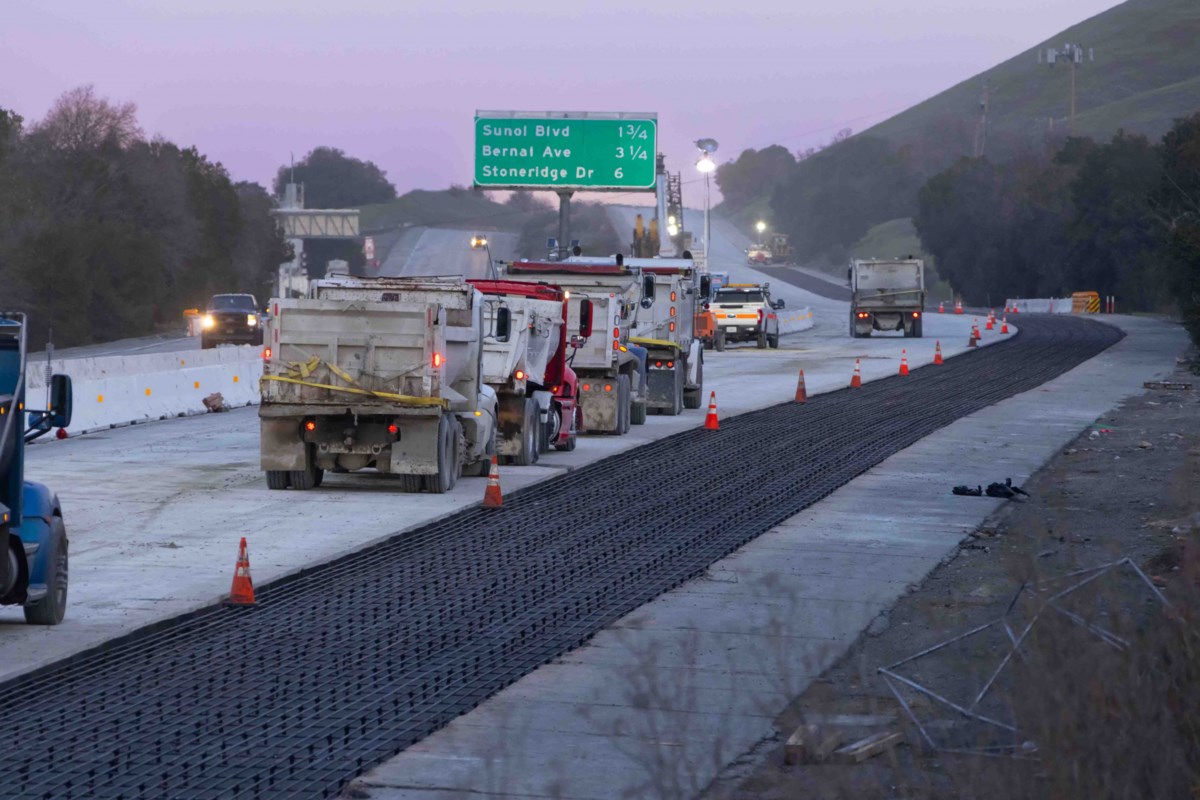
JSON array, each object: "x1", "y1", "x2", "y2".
[
  {"x1": 470, "y1": 234, "x2": 498, "y2": 280},
  {"x1": 755, "y1": 220, "x2": 767, "y2": 239},
  {"x1": 694, "y1": 138, "x2": 718, "y2": 270}
]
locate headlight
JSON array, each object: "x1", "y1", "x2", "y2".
[
  {"x1": 247, "y1": 314, "x2": 258, "y2": 326},
  {"x1": 201, "y1": 315, "x2": 215, "y2": 329}
]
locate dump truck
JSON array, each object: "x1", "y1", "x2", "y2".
[
  {"x1": 259, "y1": 276, "x2": 499, "y2": 493},
  {"x1": 0, "y1": 312, "x2": 73, "y2": 625},
  {"x1": 469, "y1": 279, "x2": 580, "y2": 463},
  {"x1": 503, "y1": 260, "x2": 645, "y2": 434},
  {"x1": 709, "y1": 282, "x2": 784, "y2": 350},
  {"x1": 625, "y1": 258, "x2": 705, "y2": 413},
  {"x1": 849, "y1": 258, "x2": 926, "y2": 338}
]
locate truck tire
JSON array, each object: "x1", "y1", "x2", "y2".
[
  {"x1": 398, "y1": 474, "x2": 423, "y2": 492},
  {"x1": 514, "y1": 399, "x2": 540, "y2": 466},
  {"x1": 265, "y1": 470, "x2": 289, "y2": 490},
  {"x1": 463, "y1": 433, "x2": 495, "y2": 477},
  {"x1": 714, "y1": 329, "x2": 726, "y2": 352},
  {"x1": 424, "y1": 415, "x2": 460, "y2": 493},
  {"x1": 617, "y1": 374, "x2": 631, "y2": 434},
  {"x1": 684, "y1": 357, "x2": 703, "y2": 409},
  {"x1": 288, "y1": 446, "x2": 322, "y2": 490},
  {"x1": 546, "y1": 405, "x2": 563, "y2": 450},
  {"x1": 631, "y1": 400, "x2": 648, "y2": 425},
  {"x1": 913, "y1": 317, "x2": 924, "y2": 338},
  {"x1": 756, "y1": 330, "x2": 767, "y2": 349},
  {"x1": 768, "y1": 333, "x2": 780, "y2": 349},
  {"x1": 24, "y1": 517, "x2": 67, "y2": 625}
]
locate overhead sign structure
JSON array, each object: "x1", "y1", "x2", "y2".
[{"x1": 474, "y1": 111, "x2": 657, "y2": 191}]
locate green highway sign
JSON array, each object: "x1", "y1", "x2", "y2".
[{"x1": 474, "y1": 112, "x2": 657, "y2": 191}]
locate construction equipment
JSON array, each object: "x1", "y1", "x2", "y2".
[
  {"x1": 0, "y1": 312, "x2": 73, "y2": 624},
  {"x1": 504, "y1": 259, "x2": 646, "y2": 434},
  {"x1": 469, "y1": 279, "x2": 580, "y2": 461},
  {"x1": 625, "y1": 258, "x2": 705, "y2": 413},
  {"x1": 769, "y1": 233, "x2": 794, "y2": 264},
  {"x1": 259, "y1": 276, "x2": 499, "y2": 493},
  {"x1": 849, "y1": 258, "x2": 926, "y2": 338},
  {"x1": 709, "y1": 282, "x2": 783, "y2": 350}
]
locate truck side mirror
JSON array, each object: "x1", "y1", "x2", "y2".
[
  {"x1": 578, "y1": 299, "x2": 594, "y2": 337},
  {"x1": 699, "y1": 275, "x2": 712, "y2": 298},
  {"x1": 49, "y1": 374, "x2": 72, "y2": 429},
  {"x1": 495, "y1": 306, "x2": 511, "y2": 343},
  {"x1": 774, "y1": 298, "x2": 786, "y2": 310}
]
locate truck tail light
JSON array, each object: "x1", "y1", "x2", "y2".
[
  {"x1": 670, "y1": 291, "x2": 677, "y2": 302},
  {"x1": 582, "y1": 383, "x2": 591, "y2": 392},
  {"x1": 669, "y1": 322, "x2": 675, "y2": 332},
  {"x1": 670, "y1": 306, "x2": 676, "y2": 317},
  {"x1": 604, "y1": 384, "x2": 613, "y2": 392},
  {"x1": 262, "y1": 347, "x2": 272, "y2": 360},
  {"x1": 550, "y1": 384, "x2": 560, "y2": 394},
  {"x1": 515, "y1": 370, "x2": 525, "y2": 380},
  {"x1": 757, "y1": 309, "x2": 764, "y2": 324},
  {"x1": 667, "y1": 360, "x2": 674, "y2": 368},
  {"x1": 912, "y1": 311, "x2": 921, "y2": 318},
  {"x1": 387, "y1": 423, "x2": 398, "y2": 436},
  {"x1": 857, "y1": 312, "x2": 870, "y2": 319},
  {"x1": 613, "y1": 327, "x2": 620, "y2": 338},
  {"x1": 654, "y1": 360, "x2": 662, "y2": 368},
  {"x1": 432, "y1": 352, "x2": 444, "y2": 368},
  {"x1": 304, "y1": 419, "x2": 316, "y2": 432}
]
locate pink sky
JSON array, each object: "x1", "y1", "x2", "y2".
[{"x1": 2, "y1": 0, "x2": 1121, "y2": 200}]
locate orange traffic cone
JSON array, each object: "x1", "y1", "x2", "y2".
[
  {"x1": 794, "y1": 368, "x2": 807, "y2": 403},
  {"x1": 933, "y1": 340, "x2": 944, "y2": 365},
  {"x1": 850, "y1": 358, "x2": 862, "y2": 388},
  {"x1": 1000, "y1": 316, "x2": 1009, "y2": 334},
  {"x1": 228, "y1": 537, "x2": 255, "y2": 605},
  {"x1": 969, "y1": 320, "x2": 980, "y2": 348},
  {"x1": 704, "y1": 391, "x2": 720, "y2": 430},
  {"x1": 1011, "y1": 303, "x2": 1018, "y2": 314},
  {"x1": 985, "y1": 316, "x2": 994, "y2": 331},
  {"x1": 482, "y1": 455, "x2": 503, "y2": 508},
  {"x1": 898, "y1": 349, "x2": 910, "y2": 376},
  {"x1": 938, "y1": 300, "x2": 945, "y2": 314},
  {"x1": 954, "y1": 298, "x2": 964, "y2": 315}
]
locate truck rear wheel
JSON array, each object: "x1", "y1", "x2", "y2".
[
  {"x1": 617, "y1": 375, "x2": 631, "y2": 434},
  {"x1": 24, "y1": 517, "x2": 67, "y2": 626},
  {"x1": 714, "y1": 329, "x2": 726, "y2": 351},
  {"x1": 769, "y1": 332, "x2": 780, "y2": 349},
  {"x1": 756, "y1": 330, "x2": 767, "y2": 349},
  {"x1": 265, "y1": 470, "x2": 289, "y2": 490},
  {"x1": 288, "y1": 446, "x2": 322, "y2": 490},
  {"x1": 424, "y1": 415, "x2": 460, "y2": 493},
  {"x1": 513, "y1": 398, "x2": 540, "y2": 466}
]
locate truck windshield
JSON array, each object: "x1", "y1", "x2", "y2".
[
  {"x1": 209, "y1": 295, "x2": 256, "y2": 311},
  {"x1": 715, "y1": 289, "x2": 764, "y2": 303}
]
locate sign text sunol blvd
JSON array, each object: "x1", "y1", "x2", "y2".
[{"x1": 474, "y1": 112, "x2": 658, "y2": 191}]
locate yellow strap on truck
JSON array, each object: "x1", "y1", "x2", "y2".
[
  {"x1": 261, "y1": 357, "x2": 448, "y2": 408},
  {"x1": 629, "y1": 336, "x2": 682, "y2": 351}
]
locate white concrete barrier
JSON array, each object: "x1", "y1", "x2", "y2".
[
  {"x1": 26, "y1": 346, "x2": 262, "y2": 434},
  {"x1": 1005, "y1": 298, "x2": 1073, "y2": 315},
  {"x1": 777, "y1": 306, "x2": 814, "y2": 335}
]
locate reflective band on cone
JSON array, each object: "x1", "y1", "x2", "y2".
[
  {"x1": 482, "y1": 455, "x2": 503, "y2": 508},
  {"x1": 899, "y1": 349, "x2": 909, "y2": 376},
  {"x1": 1001, "y1": 316, "x2": 1009, "y2": 334}
]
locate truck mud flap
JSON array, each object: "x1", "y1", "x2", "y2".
[
  {"x1": 579, "y1": 389, "x2": 619, "y2": 434},
  {"x1": 495, "y1": 395, "x2": 526, "y2": 457},
  {"x1": 645, "y1": 368, "x2": 679, "y2": 410},
  {"x1": 388, "y1": 416, "x2": 440, "y2": 475},
  {"x1": 261, "y1": 418, "x2": 307, "y2": 471}
]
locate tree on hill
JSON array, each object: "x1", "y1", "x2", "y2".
[
  {"x1": 272, "y1": 146, "x2": 396, "y2": 209},
  {"x1": 715, "y1": 146, "x2": 796, "y2": 213},
  {"x1": 1156, "y1": 112, "x2": 1200, "y2": 346}
]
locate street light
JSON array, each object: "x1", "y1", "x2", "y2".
[
  {"x1": 470, "y1": 234, "x2": 498, "y2": 280},
  {"x1": 694, "y1": 139, "x2": 719, "y2": 270},
  {"x1": 755, "y1": 221, "x2": 767, "y2": 237}
]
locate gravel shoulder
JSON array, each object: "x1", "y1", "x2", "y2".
[{"x1": 718, "y1": 349, "x2": 1200, "y2": 800}]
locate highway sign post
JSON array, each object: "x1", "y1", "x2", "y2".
[{"x1": 475, "y1": 111, "x2": 658, "y2": 258}]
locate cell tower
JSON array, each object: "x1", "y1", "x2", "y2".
[{"x1": 1039, "y1": 43, "x2": 1094, "y2": 134}]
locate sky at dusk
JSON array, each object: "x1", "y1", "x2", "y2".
[{"x1": 2, "y1": 0, "x2": 1122, "y2": 202}]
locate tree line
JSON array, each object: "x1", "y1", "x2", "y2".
[
  {"x1": 0, "y1": 86, "x2": 289, "y2": 348},
  {"x1": 915, "y1": 113, "x2": 1200, "y2": 344}
]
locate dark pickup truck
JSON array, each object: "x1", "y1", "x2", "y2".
[{"x1": 201, "y1": 294, "x2": 263, "y2": 349}]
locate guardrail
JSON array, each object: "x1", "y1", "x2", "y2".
[
  {"x1": 26, "y1": 346, "x2": 262, "y2": 434},
  {"x1": 1005, "y1": 298, "x2": 1074, "y2": 314},
  {"x1": 778, "y1": 306, "x2": 815, "y2": 334}
]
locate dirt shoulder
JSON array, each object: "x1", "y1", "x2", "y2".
[{"x1": 714, "y1": 354, "x2": 1200, "y2": 800}]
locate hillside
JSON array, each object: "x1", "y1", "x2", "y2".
[
  {"x1": 359, "y1": 189, "x2": 525, "y2": 234},
  {"x1": 865, "y1": 0, "x2": 1200, "y2": 160}
]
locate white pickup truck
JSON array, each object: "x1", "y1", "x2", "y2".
[
  {"x1": 709, "y1": 282, "x2": 784, "y2": 350},
  {"x1": 259, "y1": 276, "x2": 499, "y2": 493}
]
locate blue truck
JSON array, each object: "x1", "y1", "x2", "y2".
[{"x1": 0, "y1": 312, "x2": 73, "y2": 625}]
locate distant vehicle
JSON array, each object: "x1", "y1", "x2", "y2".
[
  {"x1": 259, "y1": 276, "x2": 499, "y2": 493},
  {"x1": 746, "y1": 243, "x2": 772, "y2": 265},
  {"x1": 769, "y1": 233, "x2": 794, "y2": 264},
  {"x1": 0, "y1": 312, "x2": 73, "y2": 625},
  {"x1": 849, "y1": 259, "x2": 926, "y2": 338},
  {"x1": 201, "y1": 293, "x2": 263, "y2": 349},
  {"x1": 709, "y1": 283, "x2": 783, "y2": 350},
  {"x1": 626, "y1": 258, "x2": 706, "y2": 413}
]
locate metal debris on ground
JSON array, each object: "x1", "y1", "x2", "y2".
[{"x1": 878, "y1": 557, "x2": 1170, "y2": 758}]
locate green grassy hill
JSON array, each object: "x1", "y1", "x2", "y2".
[{"x1": 865, "y1": 0, "x2": 1200, "y2": 159}]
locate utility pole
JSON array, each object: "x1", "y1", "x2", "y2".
[
  {"x1": 973, "y1": 81, "x2": 991, "y2": 158},
  {"x1": 1040, "y1": 43, "x2": 1093, "y2": 135}
]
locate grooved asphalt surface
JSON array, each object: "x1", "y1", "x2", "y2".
[{"x1": 0, "y1": 315, "x2": 1121, "y2": 800}]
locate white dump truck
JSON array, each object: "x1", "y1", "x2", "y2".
[
  {"x1": 469, "y1": 279, "x2": 580, "y2": 464},
  {"x1": 849, "y1": 258, "x2": 926, "y2": 338},
  {"x1": 504, "y1": 260, "x2": 645, "y2": 433},
  {"x1": 259, "y1": 276, "x2": 500, "y2": 493},
  {"x1": 625, "y1": 258, "x2": 705, "y2": 413}
]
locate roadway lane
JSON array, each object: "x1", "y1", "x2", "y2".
[
  {"x1": 30, "y1": 331, "x2": 198, "y2": 361},
  {"x1": 377, "y1": 227, "x2": 519, "y2": 279}
]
